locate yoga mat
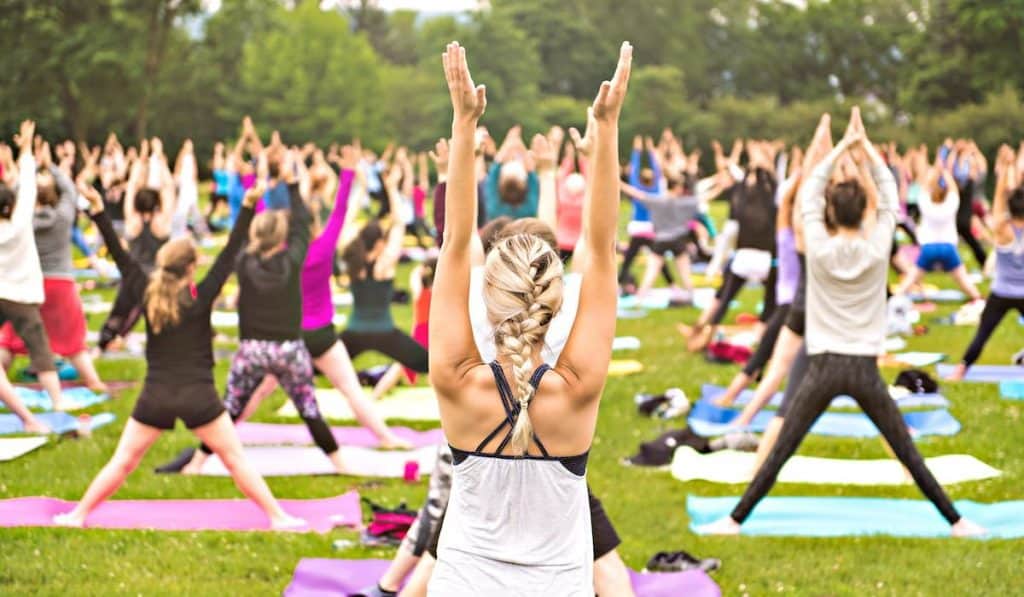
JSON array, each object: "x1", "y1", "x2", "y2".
[
  {"x1": 613, "y1": 336, "x2": 642, "y2": 351},
  {"x1": 617, "y1": 308, "x2": 648, "y2": 319},
  {"x1": 278, "y1": 387, "x2": 439, "y2": 422},
  {"x1": 213, "y1": 311, "x2": 347, "y2": 328},
  {"x1": 0, "y1": 412, "x2": 116, "y2": 436},
  {"x1": 0, "y1": 491, "x2": 360, "y2": 533},
  {"x1": 999, "y1": 380, "x2": 1024, "y2": 400},
  {"x1": 887, "y1": 352, "x2": 946, "y2": 367},
  {"x1": 687, "y1": 495, "x2": 1024, "y2": 538},
  {"x1": 197, "y1": 445, "x2": 438, "y2": 477},
  {"x1": 9, "y1": 387, "x2": 109, "y2": 412},
  {"x1": 81, "y1": 300, "x2": 113, "y2": 315},
  {"x1": 937, "y1": 364, "x2": 1024, "y2": 383},
  {"x1": 700, "y1": 384, "x2": 950, "y2": 410},
  {"x1": 609, "y1": 359, "x2": 644, "y2": 377},
  {"x1": 0, "y1": 436, "x2": 48, "y2": 461},
  {"x1": 234, "y1": 422, "x2": 444, "y2": 448},
  {"x1": 908, "y1": 289, "x2": 966, "y2": 303},
  {"x1": 687, "y1": 399, "x2": 960, "y2": 438},
  {"x1": 671, "y1": 447, "x2": 1001, "y2": 486},
  {"x1": 284, "y1": 558, "x2": 721, "y2": 597}
]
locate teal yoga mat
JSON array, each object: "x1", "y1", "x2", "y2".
[
  {"x1": 0, "y1": 412, "x2": 116, "y2": 435},
  {"x1": 688, "y1": 496, "x2": 1024, "y2": 538},
  {"x1": 9, "y1": 387, "x2": 109, "y2": 411}
]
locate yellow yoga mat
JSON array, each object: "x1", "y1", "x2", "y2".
[
  {"x1": 608, "y1": 359, "x2": 644, "y2": 377},
  {"x1": 278, "y1": 386, "x2": 439, "y2": 422}
]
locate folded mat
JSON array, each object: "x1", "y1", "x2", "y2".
[
  {"x1": 278, "y1": 387, "x2": 439, "y2": 422},
  {"x1": 0, "y1": 491, "x2": 360, "y2": 533},
  {"x1": 671, "y1": 447, "x2": 1000, "y2": 486},
  {"x1": 196, "y1": 445, "x2": 438, "y2": 477},
  {"x1": 609, "y1": 359, "x2": 644, "y2": 377},
  {"x1": 687, "y1": 495, "x2": 1024, "y2": 538},
  {"x1": 9, "y1": 387, "x2": 109, "y2": 412},
  {"x1": 999, "y1": 380, "x2": 1024, "y2": 400},
  {"x1": 0, "y1": 436, "x2": 48, "y2": 461},
  {"x1": 0, "y1": 412, "x2": 116, "y2": 436},
  {"x1": 937, "y1": 364, "x2": 1024, "y2": 383},
  {"x1": 687, "y1": 399, "x2": 960, "y2": 438},
  {"x1": 284, "y1": 558, "x2": 721, "y2": 597},
  {"x1": 234, "y1": 422, "x2": 444, "y2": 448},
  {"x1": 700, "y1": 384, "x2": 949, "y2": 410}
]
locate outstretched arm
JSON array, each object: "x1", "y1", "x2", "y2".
[
  {"x1": 532, "y1": 133, "x2": 558, "y2": 233},
  {"x1": 430, "y1": 42, "x2": 488, "y2": 390},
  {"x1": 558, "y1": 42, "x2": 632, "y2": 399},
  {"x1": 198, "y1": 183, "x2": 262, "y2": 303},
  {"x1": 79, "y1": 180, "x2": 147, "y2": 302}
]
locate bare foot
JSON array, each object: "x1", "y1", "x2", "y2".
[
  {"x1": 87, "y1": 381, "x2": 109, "y2": 395},
  {"x1": 379, "y1": 435, "x2": 414, "y2": 450},
  {"x1": 51, "y1": 398, "x2": 69, "y2": 412},
  {"x1": 696, "y1": 516, "x2": 741, "y2": 535},
  {"x1": 676, "y1": 323, "x2": 694, "y2": 338},
  {"x1": 270, "y1": 514, "x2": 307, "y2": 531},
  {"x1": 951, "y1": 518, "x2": 987, "y2": 537},
  {"x1": 53, "y1": 512, "x2": 85, "y2": 527},
  {"x1": 181, "y1": 452, "x2": 208, "y2": 475},
  {"x1": 687, "y1": 327, "x2": 712, "y2": 352},
  {"x1": 945, "y1": 364, "x2": 967, "y2": 382},
  {"x1": 23, "y1": 418, "x2": 52, "y2": 434}
]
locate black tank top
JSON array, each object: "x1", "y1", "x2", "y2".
[{"x1": 129, "y1": 221, "x2": 167, "y2": 273}]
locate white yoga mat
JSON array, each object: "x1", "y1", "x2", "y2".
[
  {"x1": 671, "y1": 447, "x2": 1001, "y2": 486},
  {"x1": 0, "y1": 437, "x2": 48, "y2": 462},
  {"x1": 198, "y1": 445, "x2": 438, "y2": 477},
  {"x1": 212, "y1": 311, "x2": 346, "y2": 328},
  {"x1": 277, "y1": 387, "x2": 439, "y2": 422}
]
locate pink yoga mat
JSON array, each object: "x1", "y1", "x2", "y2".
[
  {"x1": 0, "y1": 491, "x2": 360, "y2": 534},
  {"x1": 234, "y1": 422, "x2": 445, "y2": 448},
  {"x1": 284, "y1": 558, "x2": 721, "y2": 597}
]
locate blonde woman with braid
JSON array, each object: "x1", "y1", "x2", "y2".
[{"x1": 427, "y1": 41, "x2": 630, "y2": 596}]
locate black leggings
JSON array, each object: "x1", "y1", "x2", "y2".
[
  {"x1": 741, "y1": 304, "x2": 790, "y2": 377},
  {"x1": 730, "y1": 353, "x2": 961, "y2": 525},
  {"x1": 960, "y1": 293, "x2": 1024, "y2": 366},
  {"x1": 98, "y1": 283, "x2": 144, "y2": 350},
  {"x1": 339, "y1": 328, "x2": 429, "y2": 373},
  {"x1": 709, "y1": 267, "x2": 778, "y2": 325},
  {"x1": 619, "y1": 236, "x2": 674, "y2": 285},
  {"x1": 957, "y1": 217, "x2": 987, "y2": 269}
]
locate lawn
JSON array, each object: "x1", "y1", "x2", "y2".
[{"x1": 1, "y1": 201, "x2": 1022, "y2": 596}]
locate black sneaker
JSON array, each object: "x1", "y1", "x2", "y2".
[
  {"x1": 645, "y1": 550, "x2": 721, "y2": 573},
  {"x1": 154, "y1": 447, "x2": 196, "y2": 474}
]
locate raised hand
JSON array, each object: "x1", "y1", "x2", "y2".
[
  {"x1": 243, "y1": 180, "x2": 266, "y2": 208},
  {"x1": 530, "y1": 133, "x2": 557, "y2": 172},
  {"x1": 14, "y1": 120, "x2": 35, "y2": 153},
  {"x1": 591, "y1": 42, "x2": 632, "y2": 124},
  {"x1": 568, "y1": 107, "x2": 597, "y2": 157},
  {"x1": 429, "y1": 137, "x2": 450, "y2": 174},
  {"x1": 802, "y1": 113, "x2": 833, "y2": 174},
  {"x1": 339, "y1": 144, "x2": 359, "y2": 171},
  {"x1": 443, "y1": 41, "x2": 486, "y2": 123},
  {"x1": 76, "y1": 179, "x2": 104, "y2": 213}
]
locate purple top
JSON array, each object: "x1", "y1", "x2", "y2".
[
  {"x1": 775, "y1": 227, "x2": 800, "y2": 305},
  {"x1": 301, "y1": 169, "x2": 355, "y2": 330}
]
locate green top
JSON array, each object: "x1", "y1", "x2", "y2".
[{"x1": 346, "y1": 275, "x2": 395, "y2": 332}]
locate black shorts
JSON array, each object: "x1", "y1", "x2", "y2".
[
  {"x1": 784, "y1": 305, "x2": 805, "y2": 336},
  {"x1": 0, "y1": 299, "x2": 55, "y2": 372},
  {"x1": 589, "y1": 490, "x2": 622, "y2": 559},
  {"x1": 132, "y1": 382, "x2": 225, "y2": 430},
  {"x1": 302, "y1": 324, "x2": 336, "y2": 360},
  {"x1": 651, "y1": 235, "x2": 688, "y2": 256}
]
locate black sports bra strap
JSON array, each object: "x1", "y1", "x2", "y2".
[
  {"x1": 529, "y1": 363, "x2": 551, "y2": 389},
  {"x1": 481, "y1": 361, "x2": 552, "y2": 457}
]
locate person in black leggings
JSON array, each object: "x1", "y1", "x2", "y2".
[{"x1": 700, "y1": 111, "x2": 984, "y2": 537}]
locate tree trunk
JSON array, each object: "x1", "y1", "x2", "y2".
[{"x1": 134, "y1": 1, "x2": 177, "y2": 139}]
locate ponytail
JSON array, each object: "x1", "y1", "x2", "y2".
[{"x1": 144, "y1": 239, "x2": 197, "y2": 334}]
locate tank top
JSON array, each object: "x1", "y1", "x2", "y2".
[
  {"x1": 346, "y1": 263, "x2": 395, "y2": 333},
  {"x1": 993, "y1": 225, "x2": 1024, "y2": 298},
  {"x1": 429, "y1": 363, "x2": 592, "y2": 597},
  {"x1": 129, "y1": 221, "x2": 167, "y2": 274}
]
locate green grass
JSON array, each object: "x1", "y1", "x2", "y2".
[{"x1": 2, "y1": 201, "x2": 1023, "y2": 595}]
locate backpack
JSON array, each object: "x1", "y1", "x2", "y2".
[
  {"x1": 624, "y1": 427, "x2": 710, "y2": 467},
  {"x1": 362, "y1": 498, "x2": 417, "y2": 547}
]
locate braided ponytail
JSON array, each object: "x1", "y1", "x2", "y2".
[{"x1": 484, "y1": 233, "x2": 564, "y2": 455}]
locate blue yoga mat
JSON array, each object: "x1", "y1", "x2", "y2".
[
  {"x1": 8, "y1": 387, "x2": 109, "y2": 411},
  {"x1": 937, "y1": 364, "x2": 1024, "y2": 383},
  {"x1": 700, "y1": 384, "x2": 949, "y2": 410},
  {"x1": 688, "y1": 496, "x2": 1024, "y2": 538},
  {"x1": 0, "y1": 412, "x2": 116, "y2": 435},
  {"x1": 687, "y1": 399, "x2": 960, "y2": 438},
  {"x1": 908, "y1": 289, "x2": 966, "y2": 303},
  {"x1": 999, "y1": 380, "x2": 1024, "y2": 400}
]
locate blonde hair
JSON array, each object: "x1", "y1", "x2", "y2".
[
  {"x1": 247, "y1": 211, "x2": 288, "y2": 256},
  {"x1": 483, "y1": 233, "x2": 564, "y2": 455},
  {"x1": 144, "y1": 238, "x2": 197, "y2": 334}
]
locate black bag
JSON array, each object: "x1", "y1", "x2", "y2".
[
  {"x1": 895, "y1": 369, "x2": 939, "y2": 394},
  {"x1": 625, "y1": 427, "x2": 710, "y2": 467}
]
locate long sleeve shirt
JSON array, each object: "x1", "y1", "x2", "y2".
[
  {"x1": 33, "y1": 165, "x2": 78, "y2": 277},
  {"x1": 484, "y1": 163, "x2": 539, "y2": 221},
  {"x1": 0, "y1": 154, "x2": 43, "y2": 303},
  {"x1": 301, "y1": 169, "x2": 354, "y2": 330},
  {"x1": 801, "y1": 155, "x2": 898, "y2": 357}
]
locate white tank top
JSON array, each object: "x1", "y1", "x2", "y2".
[{"x1": 428, "y1": 363, "x2": 593, "y2": 597}]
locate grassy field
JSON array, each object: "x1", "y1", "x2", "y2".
[{"x1": 1, "y1": 201, "x2": 1023, "y2": 596}]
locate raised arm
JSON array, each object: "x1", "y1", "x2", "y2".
[
  {"x1": 557, "y1": 42, "x2": 632, "y2": 398},
  {"x1": 318, "y1": 148, "x2": 357, "y2": 250},
  {"x1": 284, "y1": 161, "x2": 312, "y2": 267},
  {"x1": 430, "y1": 42, "x2": 488, "y2": 389},
  {"x1": 378, "y1": 164, "x2": 406, "y2": 273},
  {"x1": 11, "y1": 121, "x2": 37, "y2": 227},
  {"x1": 800, "y1": 114, "x2": 841, "y2": 252},
  {"x1": 628, "y1": 136, "x2": 643, "y2": 187},
  {"x1": 198, "y1": 183, "x2": 262, "y2": 303},
  {"x1": 532, "y1": 133, "x2": 558, "y2": 232},
  {"x1": 79, "y1": 180, "x2": 147, "y2": 301}
]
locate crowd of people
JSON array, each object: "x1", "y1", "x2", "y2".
[{"x1": 2, "y1": 37, "x2": 1022, "y2": 594}]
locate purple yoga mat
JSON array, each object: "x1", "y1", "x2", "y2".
[
  {"x1": 234, "y1": 422, "x2": 445, "y2": 448},
  {"x1": 0, "y1": 491, "x2": 360, "y2": 534},
  {"x1": 284, "y1": 558, "x2": 721, "y2": 597}
]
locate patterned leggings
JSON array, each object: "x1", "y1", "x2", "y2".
[{"x1": 201, "y1": 339, "x2": 338, "y2": 455}]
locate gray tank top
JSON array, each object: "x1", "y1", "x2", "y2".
[{"x1": 428, "y1": 363, "x2": 593, "y2": 597}]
